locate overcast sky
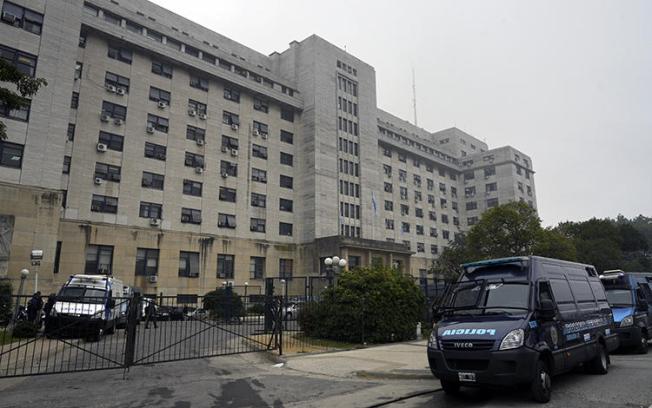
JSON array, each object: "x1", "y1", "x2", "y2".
[{"x1": 152, "y1": 0, "x2": 652, "y2": 227}]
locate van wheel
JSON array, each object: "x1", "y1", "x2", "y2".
[
  {"x1": 530, "y1": 359, "x2": 552, "y2": 403},
  {"x1": 440, "y1": 379, "x2": 460, "y2": 395},
  {"x1": 636, "y1": 331, "x2": 648, "y2": 354},
  {"x1": 588, "y1": 344, "x2": 608, "y2": 374}
]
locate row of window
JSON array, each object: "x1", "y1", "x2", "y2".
[
  {"x1": 383, "y1": 148, "x2": 459, "y2": 180},
  {"x1": 82, "y1": 244, "x2": 293, "y2": 279},
  {"x1": 339, "y1": 180, "x2": 360, "y2": 198},
  {"x1": 339, "y1": 158, "x2": 359, "y2": 177},
  {"x1": 383, "y1": 184, "x2": 458, "y2": 209},
  {"x1": 340, "y1": 224, "x2": 361, "y2": 238},
  {"x1": 1, "y1": 1, "x2": 44, "y2": 36},
  {"x1": 379, "y1": 127, "x2": 460, "y2": 167},
  {"x1": 463, "y1": 167, "x2": 497, "y2": 180},
  {"x1": 0, "y1": 99, "x2": 30, "y2": 123},
  {"x1": 385, "y1": 221, "x2": 452, "y2": 240},
  {"x1": 337, "y1": 97, "x2": 358, "y2": 117},
  {"x1": 339, "y1": 202, "x2": 361, "y2": 220},
  {"x1": 338, "y1": 116, "x2": 358, "y2": 136},
  {"x1": 0, "y1": 43, "x2": 37, "y2": 78},
  {"x1": 337, "y1": 75, "x2": 358, "y2": 97},
  {"x1": 338, "y1": 137, "x2": 359, "y2": 156}
]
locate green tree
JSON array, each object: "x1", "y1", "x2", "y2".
[
  {"x1": 0, "y1": 59, "x2": 47, "y2": 140},
  {"x1": 203, "y1": 288, "x2": 245, "y2": 319},
  {"x1": 533, "y1": 228, "x2": 577, "y2": 261}
]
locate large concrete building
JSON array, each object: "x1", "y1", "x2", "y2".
[{"x1": 0, "y1": 0, "x2": 536, "y2": 297}]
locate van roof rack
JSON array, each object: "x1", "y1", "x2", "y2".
[{"x1": 462, "y1": 256, "x2": 529, "y2": 269}]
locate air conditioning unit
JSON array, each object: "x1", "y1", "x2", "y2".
[
  {"x1": 94, "y1": 177, "x2": 104, "y2": 185},
  {"x1": 146, "y1": 125, "x2": 154, "y2": 134},
  {"x1": 116, "y1": 88, "x2": 126, "y2": 96},
  {"x1": 148, "y1": 275, "x2": 158, "y2": 283},
  {"x1": 188, "y1": 109, "x2": 197, "y2": 117},
  {"x1": 2, "y1": 12, "x2": 17, "y2": 24},
  {"x1": 96, "y1": 143, "x2": 108, "y2": 152},
  {"x1": 105, "y1": 84, "x2": 117, "y2": 93},
  {"x1": 253, "y1": 129, "x2": 260, "y2": 137},
  {"x1": 230, "y1": 149, "x2": 238, "y2": 157},
  {"x1": 198, "y1": 113, "x2": 207, "y2": 120},
  {"x1": 100, "y1": 113, "x2": 110, "y2": 122},
  {"x1": 230, "y1": 123, "x2": 239, "y2": 131},
  {"x1": 196, "y1": 139, "x2": 205, "y2": 146},
  {"x1": 195, "y1": 167, "x2": 204, "y2": 174},
  {"x1": 220, "y1": 146, "x2": 228, "y2": 153},
  {"x1": 157, "y1": 101, "x2": 167, "y2": 109},
  {"x1": 221, "y1": 171, "x2": 228, "y2": 178},
  {"x1": 150, "y1": 218, "x2": 161, "y2": 227},
  {"x1": 114, "y1": 118, "x2": 123, "y2": 126},
  {"x1": 261, "y1": 133, "x2": 268, "y2": 140}
]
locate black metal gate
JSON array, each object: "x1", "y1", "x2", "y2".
[{"x1": 0, "y1": 294, "x2": 283, "y2": 378}]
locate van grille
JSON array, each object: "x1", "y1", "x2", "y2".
[
  {"x1": 441, "y1": 339, "x2": 495, "y2": 351},
  {"x1": 446, "y1": 359, "x2": 490, "y2": 371}
]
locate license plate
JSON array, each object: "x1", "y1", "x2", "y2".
[{"x1": 458, "y1": 372, "x2": 476, "y2": 382}]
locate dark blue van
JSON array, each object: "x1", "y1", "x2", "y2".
[
  {"x1": 600, "y1": 270, "x2": 652, "y2": 353},
  {"x1": 428, "y1": 256, "x2": 619, "y2": 403}
]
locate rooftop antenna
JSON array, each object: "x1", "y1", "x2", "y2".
[{"x1": 412, "y1": 67, "x2": 418, "y2": 126}]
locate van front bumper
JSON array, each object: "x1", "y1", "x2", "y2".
[
  {"x1": 614, "y1": 326, "x2": 642, "y2": 348},
  {"x1": 427, "y1": 346, "x2": 539, "y2": 387},
  {"x1": 46, "y1": 315, "x2": 105, "y2": 336}
]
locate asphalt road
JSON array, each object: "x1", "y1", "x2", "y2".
[{"x1": 386, "y1": 351, "x2": 652, "y2": 408}]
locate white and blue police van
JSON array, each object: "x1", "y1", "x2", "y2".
[
  {"x1": 600, "y1": 270, "x2": 652, "y2": 353},
  {"x1": 47, "y1": 275, "x2": 132, "y2": 340},
  {"x1": 428, "y1": 256, "x2": 619, "y2": 403}
]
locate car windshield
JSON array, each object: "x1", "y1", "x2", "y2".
[
  {"x1": 445, "y1": 280, "x2": 530, "y2": 316},
  {"x1": 58, "y1": 287, "x2": 106, "y2": 304},
  {"x1": 605, "y1": 289, "x2": 633, "y2": 307}
]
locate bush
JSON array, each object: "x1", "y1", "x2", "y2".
[
  {"x1": 248, "y1": 303, "x2": 265, "y2": 315},
  {"x1": 0, "y1": 279, "x2": 12, "y2": 325},
  {"x1": 299, "y1": 266, "x2": 426, "y2": 344},
  {"x1": 12, "y1": 321, "x2": 38, "y2": 338},
  {"x1": 203, "y1": 288, "x2": 245, "y2": 319}
]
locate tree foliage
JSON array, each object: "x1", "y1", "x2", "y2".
[
  {"x1": 202, "y1": 288, "x2": 245, "y2": 319},
  {"x1": 0, "y1": 279, "x2": 12, "y2": 324},
  {"x1": 0, "y1": 59, "x2": 47, "y2": 140},
  {"x1": 299, "y1": 266, "x2": 425, "y2": 343}
]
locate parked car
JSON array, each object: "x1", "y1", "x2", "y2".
[
  {"x1": 600, "y1": 270, "x2": 652, "y2": 353},
  {"x1": 428, "y1": 256, "x2": 619, "y2": 403},
  {"x1": 157, "y1": 306, "x2": 185, "y2": 321},
  {"x1": 185, "y1": 308, "x2": 209, "y2": 320}
]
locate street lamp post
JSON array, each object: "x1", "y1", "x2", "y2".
[{"x1": 323, "y1": 256, "x2": 347, "y2": 285}]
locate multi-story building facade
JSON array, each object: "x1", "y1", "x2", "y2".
[{"x1": 0, "y1": 0, "x2": 537, "y2": 297}]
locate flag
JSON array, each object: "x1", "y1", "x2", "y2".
[{"x1": 371, "y1": 191, "x2": 378, "y2": 216}]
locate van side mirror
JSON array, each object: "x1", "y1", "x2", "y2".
[
  {"x1": 537, "y1": 299, "x2": 555, "y2": 321},
  {"x1": 431, "y1": 304, "x2": 443, "y2": 323}
]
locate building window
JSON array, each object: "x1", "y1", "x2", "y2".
[
  {"x1": 401, "y1": 222, "x2": 410, "y2": 233},
  {"x1": 464, "y1": 171, "x2": 475, "y2": 181},
  {"x1": 102, "y1": 101, "x2": 127, "y2": 120},
  {"x1": 279, "y1": 198, "x2": 293, "y2": 212},
  {"x1": 142, "y1": 172, "x2": 164, "y2": 190},
  {"x1": 151, "y1": 60, "x2": 173, "y2": 78},
  {"x1": 400, "y1": 187, "x2": 408, "y2": 200},
  {"x1": 219, "y1": 186, "x2": 237, "y2": 202},
  {"x1": 221, "y1": 135, "x2": 239, "y2": 150},
  {"x1": 94, "y1": 162, "x2": 121, "y2": 182},
  {"x1": 217, "y1": 254, "x2": 235, "y2": 279},
  {"x1": 179, "y1": 251, "x2": 200, "y2": 277},
  {"x1": 252, "y1": 144, "x2": 268, "y2": 159},
  {"x1": 250, "y1": 257, "x2": 265, "y2": 279},
  {"x1": 135, "y1": 248, "x2": 159, "y2": 276},
  {"x1": 251, "y1": 192, "x2": 266, "y2": 208},
  {"x1": 384, "y1": 183, "x2": 393, "y2": 193},
  {"x1": 399, "y1": 170, "x2": 407, "y2": 182},
  {"x1": 53, "y1": 241, "x2": 62, "y2": 274},
  {"x1": 184, "y1": 152, "x2": 204, "y2": 168},
  {"x1": 280, "y1": 108, "x2": 294, "y2": 122},
  {"x1": 430, "y1": 245, "x2": 439, "y2": 255},
  {"x1": 1, "y1": 2, "x2": 44, "y2": 35},
  {"x1": 430, "y1": 227, "x2": 438, "y2": 237},
  {"x1": 74, "y1": 62, "x2": 83, "y2": 80},
  {"x1": 98, "y1": 131, "x2": 123, "y2": 151},
  {"x1": 107, "y1": 44, "x2": 132, "y2": 64},
  {"x1": 188, "y1": 99, "x2": 207, "y2": 116},
  {"x1": 253, "y1": 121, "x2": 269, "y2": 136},
  {"x1": 485, "y1": 182, "x2": 498, "y2": 192},
  {"x1": 280, "y1": 152, "x2": 293, "y2": 166},
  {"x1": 466, "y1": 201, "x2": 478, "y2": 211},
  {"x1": 0, "y1": 141, "x2": 24, "y2": 168},
  {"x1": 223, "y1": 87, "x2": 240, "y2": 103},
  {"x1": 91, "y1": 194, "x2": 118, "y2": 214},
  {"x1": 254, "y1": 98, "x2": 269, "y2": 113},
  {"x1": 220, "y1": 160, "x2": 238, "y2": 177},
  {"x1": 250, "y1": 218, "x2": 266, "y2": 233},
  {"x1": 417, "y1": 243, "x2": 425, "y2": 253},
  {"x1": 441, "y1": 214, "x2": 449, "y2": 224},
  {"x1": 280, "y1": 175, "x2": 293, "y2": 189},
  {"x1": 182, "y1": 179, "x2": 202, "y2": 197},
  {"x1": 468, "y1": 216, "x2": 479, "y2": 226},
  {"x1": 85, "y1": 245, "x2": 113, "y2": 274},
  {"x1": 222, "y1": 111, "x2": 240, "y2": 126},
  {"x1": 144, "y1": 142, "x2": 166, "y2": 161},
  {"x1": 62, "y1": 156, "x2": 71, "y2": 174},
  {"x1": 484, "y1": 166, "x2": 496, "y2": 177},
  {"x1": 177, "y1": 294, "x2": 198, "y2": 304},
  {"x1": 279, "y1": 259, "x2": 293, "y2": 279},
  {"x1": 0, "y1": 44, "x2": 37, "y2": 76},
  {"x1": 400, "y1": 204, "x2": 409, "y2": 216},
  {"x1": 385, "y1": 200, "x2": 393, "y2": 211},
  {"x1": 251, "y1": 168, "x2": 268, "y2": 183},
  {"x1": 415, "y1": 208, "x2": 423, "y2": 218},
  {"x1": 181, "y1": 208, "x2": 202, "y2": 224},
  {"x1": 487, "y1": 198, "x2": 499, "y2": 208},
  {"x1": 149, "y1": 87, "x2": 171, "y2": 104},
  {"x1": 279, "y1": 222, "x2": 293, "y2": 236},
  {"x1": 67, "y1": 123, "x2": 76, "y2": 141},
  {"x1": 190, "y1": 75, "x2": 209, "y2": 91},
  {"x1": 104, "y1": 72, "x2": 130, "y2": 93},
  {"x1": 443, "y1": 230, "x2": 450, "y2": 240},
  {"x1": 280, "y1": 130, "x2": 293, "y2": 144},
  {"x1": 465, "y1": 186, "x2": 476, "y2": 197},
  {"x1": 218, "y1": 213, "x2": 236, "y2": 229},
  {"x1": 139, "y1": 202, "x2": 162, "y2": 219},
  {"x1": 186, "y1": 125, "x2": 205, "y2": 142},
  {"x1": 70, "y1": 91, "x2": 79, "y2": 109},
  {"x1": 385, "y1": 219, "x2": 394, "y2": 230}
]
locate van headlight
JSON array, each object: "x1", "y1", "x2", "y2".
[
  {"x1": 499, "y1": 329, "x2": 524, "y2": 350},
  {"x1": 620, "y1": 315, "x2": 634, "y2": 327},
  {"x1": 428, "y1": 329, "x2": 438, "y2": 350}
]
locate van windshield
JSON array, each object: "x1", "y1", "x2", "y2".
[
  {"x1": 605, "y1": 289, "x2": 633, "y2": 307},
  {"x1": 444, "y1": 280, "x2": 530, "y2": 316},
  {"x1": 58, "y1": 287, "x2": 106, "y2": 304}
]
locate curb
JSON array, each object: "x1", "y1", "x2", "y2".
[{"x1": 355, "y1": 369, "x2": 435, "y2": 380}]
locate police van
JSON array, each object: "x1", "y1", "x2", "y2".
[
  {"x1": 48, "y1": 275, "x2": 132, "y2": 340},
  {"x1": 428, "y1": 256, "x2": 619, "y2": 402},
  {"x1": 600, "y1": 270, "x2": 652, "y2": 353}
]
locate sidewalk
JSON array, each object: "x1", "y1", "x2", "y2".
[{"x1": 282, "y1": 340, "x2": 435, "y2": 380}]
